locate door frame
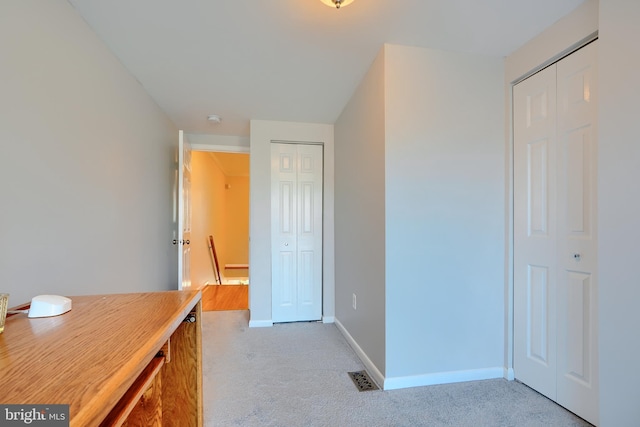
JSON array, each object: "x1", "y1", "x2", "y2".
[
  {"x1": 506, "y1": 32, "x2": 599, "y2": 380},
  {"x1": 189, "y1": 142, "x2": 250, "y2": 290},
  {"x1": 177, "y1": 130, "x2": 192, "y2": 290}
]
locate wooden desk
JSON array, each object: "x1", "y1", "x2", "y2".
[{"x1": 0, "y1": 291, "x2": 203, "y2": 427}]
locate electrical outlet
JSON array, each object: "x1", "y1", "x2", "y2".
[{"x1": 352, "y1": 293, "x2": 357, "y2": 310}]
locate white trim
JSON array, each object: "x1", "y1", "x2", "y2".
[
  {"x1": 334, "y1": 318, "x2": 384, "y2": 389},
  {"x1": 511, "y1": 32, "x2": 598, "y2": 85},
  {"x1": 384, "y1": 367, "x2": 504, "y2": 391},
  {"x1": 249, "y1": 319, "x2": 273, "y2": 328},
  {"x1": 335, "y1": 318, "x2": 503, "y2": 391},
  {"x1": 505, "y1": 80, "x2": 516, "y2": 390},
  {"x1": 225, "y1": 263, "x2": 249, "y2": 269},
  {"x1": 504, "y1": 367, "x2": 515, "y2": 381},
  {"x1": 322, "y1": 316, "x2": 335, "y2": 324},
  {"x1": 271, "y1": 139, "x2": 324, "y2": 146},
  {"x1": 191, "y1": 143, "x2": 249, "y2": 153}
]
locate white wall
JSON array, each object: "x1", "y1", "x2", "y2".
[
  {"x1": 249, "y1": 120, "x2": 334, "y2": 326},
  {"x1": 224, "y1": 174, "x2": 250, "y2": 276},
  {"x1": 505, "y1": 0, "x2": 599, "y2": 84},
  {"x1": 334, "y1": 48, "x2": 387, "y2": 377},
  {"x1": 190, "y1": 152, "x2": 227, "y2": 287},
  {"x1": 598, "y1": 1, "x2": 640, "y2": 424},
  {"x1": 334, "y1": 44, "x2": 504, "y2": 388},
  {"x1": 384, "y1": 45, "x2": 505, "y2": 385},
  {"x1": 0, "y1": 0, "x2": 178, "y2": 306}
]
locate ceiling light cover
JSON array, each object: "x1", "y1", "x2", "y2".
[{"x1": 320, "y1": 0, "x2": 355, "y2": 9}]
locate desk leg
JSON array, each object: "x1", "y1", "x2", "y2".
[{"x1": 161, "y1": 301, "x2": 202, "y2": 426}]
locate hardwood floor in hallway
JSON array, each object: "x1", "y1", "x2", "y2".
[{"x1": 202, "y1": 285, "x2": 248, "y2": 311}]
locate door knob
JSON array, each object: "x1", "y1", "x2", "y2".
[
  {"x1": 185, "y1": 240, "x2": 190, "y2": 245},
  {"x1": 573, "y1": 253, "x2": 581, "y2": 261},
  {"x1": 172, "y1": 239, "x2": 178, "y2": 245}
]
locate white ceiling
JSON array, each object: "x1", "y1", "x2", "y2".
[{"x1": 67, "y1": 0, "x2": 584, "y2": 137}]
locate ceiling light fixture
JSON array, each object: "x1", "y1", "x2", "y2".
[
  {"x1": 320, "y1": 0, "x2": 355, "y2": 9},
  {"x1": 207, "y1": 114, "x2": 221, "y2": 124}
]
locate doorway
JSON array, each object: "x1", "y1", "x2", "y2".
[
  {"x1": 513, "y1": 41, "x2": 598, "y2": 425},
  {"x1": 190, "y1": 150, "x2": 250, "y2": 304}
]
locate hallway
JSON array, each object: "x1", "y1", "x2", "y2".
[{"x1": 202, "y1": 285, "x2": 248, "y2": 311}]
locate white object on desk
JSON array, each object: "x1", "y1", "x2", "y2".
[{"x1": 28, "y1": 295, "x2": 72, "y2": 318}]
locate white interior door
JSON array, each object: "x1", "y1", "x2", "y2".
[
  {"x1": 555, "y1": 42, "x2": 598, "y2": 424},
  {"x1": 178, "y1": 130, "x2": 192, "y2": 290},
  {"x1": 271, "y1": 143, "x2": 323, "y2": 322},
  {"x1": 514, "y1": 41, "x2": 598, "y2": 425},
  {"x1": 514, "y1": 63, "x2": 558, "y2": 400}
]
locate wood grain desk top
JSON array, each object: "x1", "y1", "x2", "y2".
[{"x1": 0, "y1": 290, "x2": 201, "y2": 427}]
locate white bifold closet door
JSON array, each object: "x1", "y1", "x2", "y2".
[
  {"x1": 514, "y1": 41, "x2": 598, "y2": 425},
  {"x1": 271, "y1": 143, "x2": 323, "y2": 323}
]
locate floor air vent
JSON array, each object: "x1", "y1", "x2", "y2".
[{"x1": 348, "y1": 370, "x2": 379, "y2": 392}]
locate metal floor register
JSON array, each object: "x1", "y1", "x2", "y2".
[{"x1": 347, "y1": 370, "x2": 379, "y2": 392}]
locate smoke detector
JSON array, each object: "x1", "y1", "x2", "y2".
[{"x1": 207, "y1": 114, "x2": 221, "y2": 123}]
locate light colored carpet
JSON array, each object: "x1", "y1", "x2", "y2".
[{"x1": 202, "y1": 310, "x2": 592, "y2": 427}]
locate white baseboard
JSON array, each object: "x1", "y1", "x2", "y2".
[
  {"x1": 249, "y1": 319, "x2": 273, "y2": 328},
  {"x1": 504, "y1": 367, "x2": 515, "y2": 380},
  {"x1": 334, "y1": 318, "x2": 385, "y2": 389},
  {"x1": 334, "y1": 318, "x2": 505, "y2": 391},
  {"x1": 383, "y1": 367, "x2": 504, "y2": 390},
  {"x1": 322, "y1": 316, "x2": 335, "y2": 324}
]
